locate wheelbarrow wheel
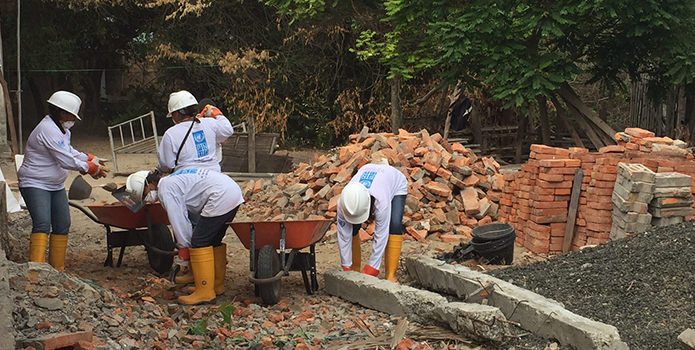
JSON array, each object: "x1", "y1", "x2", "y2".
[
  {"x1": 147, "y1": 223, "x2": 175, "y2": 274},
  {"x1": 256, "y1": 245, "x2": 281, "y2": 305}
]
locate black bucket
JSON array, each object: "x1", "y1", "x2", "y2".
[{"x1": 470, "y1": 223, "x2": 516, "y2": 265}]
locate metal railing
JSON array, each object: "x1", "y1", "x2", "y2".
[{"x1": 107, "y1": 111, "x2": 159, "y2": 173}]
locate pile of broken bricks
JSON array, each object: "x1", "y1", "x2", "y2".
[
  {"x1": 499, "y1": 127, "x2": 695, "y2": 255},
  {"x1": 238, "y1": 128, "x2": 506, "y2": 243}
]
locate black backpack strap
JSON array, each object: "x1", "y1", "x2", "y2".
[{"x1": 175, "y1": 118, "x2": 201, "y2": 167}]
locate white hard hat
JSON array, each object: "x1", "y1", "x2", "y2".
[
  {"x1": 126, "y1": 170, "x2": 150, "y2": 200},
  {"x1": 339, "y1": 182, "x2": 371, "y2": 224},
  {"x1": 167, "y1": 90, "x2": 198, "y2": 118},
  {"x1": 47, "y1": 91, "x2": 82, "y2": 120}
]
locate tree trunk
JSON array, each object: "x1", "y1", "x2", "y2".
[
  {"x1": 390, "y1": 74, "x2": 402, "y2": 134},
  {"x1": 537, "y1": 96, "x2": 551, "y2": 145}
]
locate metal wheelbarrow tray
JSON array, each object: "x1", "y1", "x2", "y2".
[
  {"x1": 229, "y1": 219, "x2": 334, "y2": 305},
  {"x1": 69, "y1": 201, "x2": 177, "y2": 274}
]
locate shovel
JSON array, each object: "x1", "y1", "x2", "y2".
[{"x1": 111, "y1": 185, "x2": 145, "y2": 213}]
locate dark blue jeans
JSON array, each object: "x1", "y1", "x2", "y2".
[
  {"x1": 351, "y1": 195, "x2": 406, "y2": 236},
  {"x1": 20, "y1": 187, "x2": 70, "y2": 235},
  {"x1": 190, "y1": 206, "x2": 240, "y2": 248}
]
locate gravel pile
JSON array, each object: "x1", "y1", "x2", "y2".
[{"x1": 487, "y1": 221, "x2": 695, "y2": 350}]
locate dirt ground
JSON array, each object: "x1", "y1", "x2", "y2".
[{"x1": 1, "y1": 135, "x2": 554, "y2": 349}]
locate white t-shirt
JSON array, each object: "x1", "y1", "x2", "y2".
[
  {"x1": 18, "y1": 116, "x2": 90, "y2": 191},
  {"x1": 158, "y1": 168, "x2": 245, "y2": 248},
  {"x1": 157, "y1": 116, "x2": 233, "y2": 173},
  {"x1": 336, "y1": 164, "x2": 408, "y2": 269}
]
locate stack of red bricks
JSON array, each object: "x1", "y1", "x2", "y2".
[
  {"x1": 498, "y1": 144, "x2": 582, "y2": 254},
  {"x1": 499, "y1": 127, "x2": 695, "y2": 254}
]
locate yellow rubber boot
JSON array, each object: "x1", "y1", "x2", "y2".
[
  {"x1": 29, "y1": 233, "x2": 48, "y2": 263},
  {"x1": 350, "y1": 235, "x2": 361, "y2": 272},
  {"x1": 384, "y1": 234, "x2": 403, "y2": 282},
  {"x1": 175, "y1": 248, "x2": 194, "y2": 284},
  {"x1": 48, "y1": 234, "x2": 68, "y2": 272},
  {"x1": 178, "y1": 247, "x2": 216, "y2": 305},
  {"x1": 213, "y1": 244, "x2": 227, "y2": 295}
]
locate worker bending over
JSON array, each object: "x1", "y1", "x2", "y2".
[
  {"x1": 126, "y1": 169, "x2": 244, "y2": 305},
  {"x1": 336, "y1": 159, "x2": 408, "y2": 282}
]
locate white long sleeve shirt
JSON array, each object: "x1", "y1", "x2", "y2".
[
  {"x1": 157, "y1": 168, "x2": 245, "y2": 248},
  {"x1": 337, "y1": 164, "x2": 408, "y2": 270},
  {"x1": 157, "y1": 116, "x2": 233, "y2": 173},
  {"x1": 18, "y1": 116, "x2": 90, "y2": 191}
]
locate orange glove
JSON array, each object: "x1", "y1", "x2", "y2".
[
  {"x1": 87, "y1": 154, "x2": 109, "y2": 166},
  {"x1": 200, "y1": 105, "x2": 223, "y2": 119},
  {"x1": 85, "y1": 161, "x2": 108, "y2": 179}
]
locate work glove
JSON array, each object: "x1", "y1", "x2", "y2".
[
  {"x1": 199, "y1": 105, "x2": 224, "y2": 119},
  {"x1": 84, "y1": 161, "x2": 109, "y2": 179},
  {"x1": 88, "y1": 154, "x2": 109, "y2": 166}
]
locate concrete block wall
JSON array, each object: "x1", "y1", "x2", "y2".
[{"x1": 498, "y1": 127, "x2": 695, "y2": 254}]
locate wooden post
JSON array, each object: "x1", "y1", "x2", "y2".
[
  {"x1": 563, "y1": 168, "x2": 583, "y2": 253},
  {"x1": 248, "y1": 116, "x2": 256, "y2": 173},
  {"x1": 0, "y1": 181, "x2": 8, "y2": 253}
]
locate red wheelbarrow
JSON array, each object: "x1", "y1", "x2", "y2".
[
  {"x1": 68, "y1": 201, "x2": 177, "y2": 274},
  {"x1": 229, "y1": 219, "x2": 334, "y2": 305}
]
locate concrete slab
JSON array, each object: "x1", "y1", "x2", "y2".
[
  {"x1": 432, "y1": 302, "x2": 513, "y2": 342},
  {"x1": 323, "y1": 269, "x2": 514, "y2": 342},
  {"x1": 324, "y1": 269, "x2": 447, "y2": 324},
  {"x1": 404, "y1": 256, "x2": 628, "y2": 350}
]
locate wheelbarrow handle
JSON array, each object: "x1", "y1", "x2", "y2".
[
  {"x1": 145, "y1": 245, "x2": 178, "y2": 257},
  {"x1": 68, "y1": 201, "x2": 103, "y2": 225},
  {"x1": 249, "y1": 270, "x2": 284, "y2": 284}
]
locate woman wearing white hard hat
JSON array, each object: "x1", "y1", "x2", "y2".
[
  {"x1": 18, "y1": 90, "x2": 110, "y2": 271},
  {"x1": 155, "y1": 90, "x2": 234, "y2": 285},
  {"x1": 156, "y1": 90, "x2": 233, "y2": 174},
  {"x1": 336, "y1": 155, "x2": 408, "y2": 282},
  {"x1": 126, "y1": 168, "x2": 244, "y2": 305}
]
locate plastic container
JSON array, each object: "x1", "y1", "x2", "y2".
[{"x1": 470, "y1": 223, "x2": 516, "y2": 265}]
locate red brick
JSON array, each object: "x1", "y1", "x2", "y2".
[
  {"x1": 564, "y1": 159, "x2": 581, "y2": 167},
  {"x1": 31, "y1": 331, "x2": 93, "y2": 350},
  {"x1": 586, "y1": 187, "x2": 614, "y2": 196},
  {"x1": 554, "y1": 188, "x2": 572, "y2": 195},
  {"x1": 538, "y1": 173, "x2": 565, "y2": 182},
  {"x1": 532, "y1": 200, "x2": 568, "y2": 209},
  {"x1": 626, "y1": 127, "x2": 656, "y2": 138},
  {"x1": 530, "y1": 144, "x2": 556, "y2": 154},
  {"x1": 538, "y1": 159, "x2": 566, "y2": 168},
  {"x1": 541, "y1": 167, "x2": 577, "y2": 175},
  {"x1": 589, "y1": 179, "x2": 616, "y2": 188},
  {"x1": 599, "y1": 145, "x2": 626, "y2": 153},
  {"x1": 537, "y1": 180, "x2": 573, "y2": 189}
]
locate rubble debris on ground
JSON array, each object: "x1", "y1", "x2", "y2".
[
  {"x1": 238, "y1": 127, "x2": 504, "y2": 244},
  {"x1": 8, "y1": 259, "x2": 497, "y2": 350}
]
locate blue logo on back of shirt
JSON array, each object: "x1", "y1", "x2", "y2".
[
  {"x1": 192, "y1": 130, "x2": 208, "y2": 157},
  {"x1": 358, "y1": 171, "x2": 377, "y2": 188}
]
